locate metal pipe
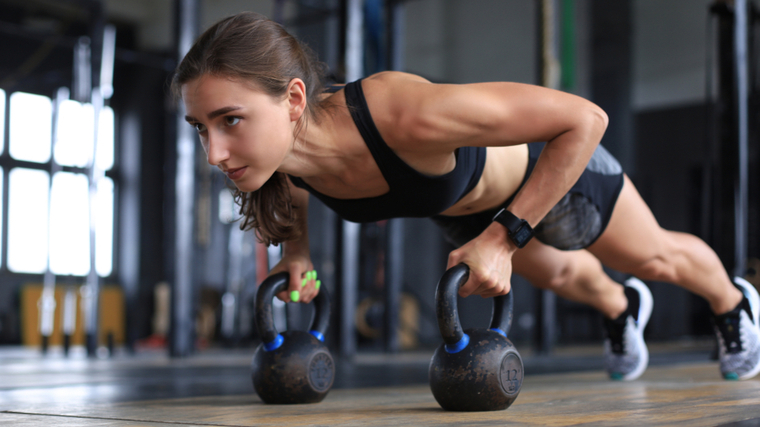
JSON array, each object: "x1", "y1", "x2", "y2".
[
  {"x1": 345, "y1": 0, "x2": 365, "y2": 82},
  {"x1": 85, "y1": 86, "x2": 104, "y2": 357},
  {"x1": 534, "y1": 0, "x2": 561, "y2": 356},
  {"x1": 383, "y1": 0, "x2": 406, "y2": 354},
  {"x1": 339, "y1": 0, "x2": 365, "y2": 360},
  {"x1": 384, "y1": 219, "x2": 403, "y2": 353},
  {"x1": 39, "y1": 87, "x2": 69, "y2": 354},
  {"x1": 170, "y1": 0, "x2": 200, "y2": 357},
  {"x1": 100, "y1": 25, "x2": 116, "y2": 100},
  {"x1": 388, "y1": 0, "x2": 405, "y2": 72},
  {"x1": 734, "y1": 0, "x2": 749, "y2": 277}
]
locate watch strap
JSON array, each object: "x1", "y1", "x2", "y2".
[{"x1": 493, "y1": 208, "x2": 534, "y2": 248}]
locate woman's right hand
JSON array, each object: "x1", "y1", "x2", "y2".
[{"x1": 268, "y1": 252, "x2": 321, "y2": 304}]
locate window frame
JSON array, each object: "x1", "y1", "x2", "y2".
[{"x1": 0, "y1": 88, "x2": 119, "y2": 281}]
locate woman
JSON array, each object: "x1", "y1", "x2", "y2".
[{"x1": 173, "y1": 12, "x2": 760, "y2": 381}]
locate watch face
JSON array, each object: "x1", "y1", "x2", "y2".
[{"x1": 514, "y1": 227, "x2": 532, "y2": 245}]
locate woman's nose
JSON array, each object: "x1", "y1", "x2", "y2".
[{"x1": 206, "y1": 134, "x2": 230, "y2": 166}]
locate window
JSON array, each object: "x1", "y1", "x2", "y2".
[
  {"x1": 49, "y1": 172, "x2": 90, "y2": 275},
  {"x1": 95, "y1": 177, "x2": 114, "y2": 276},
  {"x1": 9, "y1": 92, "x2": 52, "y2": 164},
  {"x1": 97, "y1": 106, "x2": 115, "y2": 171},
  {"x1": 3, "y1": 91, "x2": 116, "y2": 277},
  {"x1": 0, "y1": 167, "x2": 3, "y2": 267},
  {"x1": 54, "y1": 100, "x2": 93, "y2": 168},
  {"x1": 0, "y1": 89, "x2": 6, "y2": 154},
  {"x1": 7, "y1": 168, "x2": 50, "y2": 273},
  {"x1": 219, "y1": 189, "x2": 236, "y2": 224}
]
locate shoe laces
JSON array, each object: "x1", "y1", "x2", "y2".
[
  {"x1": 715, "y1": 310, "x2": 743, "y2": 355},
  {"x1": 605, "y1": 317, "x2": 627, "y2": 355},
  {"x1": 604, "y1": 285, "x2": 640, "y2": 355}
]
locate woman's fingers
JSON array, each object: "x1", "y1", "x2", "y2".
[
  {"x1": 459, "y1": 269, "x2": 509, "y2": 298},
  {"x1": 274, "y1": 268, "x2": 320, "y2": 303},
  {"x1": 449, "y1": 256, "x2": 511, "y2": 298},
  {"x1": 299, "y1": 270, "x2": 321, "y2": 303}
]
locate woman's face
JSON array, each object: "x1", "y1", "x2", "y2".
[{"x1": 182, "y1": 75, "x2": 296, "y2": 192}]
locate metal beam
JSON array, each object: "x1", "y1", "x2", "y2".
[
  {"x1": 84, "y1": 0, "x2": 105, "y2": 357},
  {"x1": 734, "y1": 0, "x2": 749, "y2": 277},
  {"x1": 337, "y1": 0, "x2": 364, "y2": 360},
  {"x1": 384, "y1": 219, "x2": 403, "y2": 353},
  {"x1": 170, "y1": 0, "x2": 200, "y2": 357},
  {"x1": 383, "y1": 0, "x2": 406, "y2": 354}
]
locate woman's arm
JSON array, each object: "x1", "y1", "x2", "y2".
[
  {"x1": 376, "y1": 76, "x2": 609, "y2": 226},
  {"x1": 370, "y1": 75, "x2": 609, "y2": 297},
  {"x1": 271, "y1": 178, "x2": 319, "y2": 303}
]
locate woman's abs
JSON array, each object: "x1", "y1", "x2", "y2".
[{"x1": 438, "y1": 144, "x2": 529, "y2": 216}]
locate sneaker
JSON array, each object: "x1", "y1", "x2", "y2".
[
  {"x1": 603, "y1": 277, "x2": 653, "y2": 381},
  {"x1": 713, "y1": 277, "x2": 760, "y2": 380}
]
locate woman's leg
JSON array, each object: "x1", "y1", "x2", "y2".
[
  {"x1": 586, "y1": 174, "x2": 742, "y2": 315},
  {"x1": 512, "y1": 239, "x2": 627, "y2": 319},
  {"x1": 513, "y1": 227, "x2": 652, "y2": 380}
]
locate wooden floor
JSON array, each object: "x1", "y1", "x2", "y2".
[{"x1": 3, "y1": 362, "x2": 760, "y2": 426}]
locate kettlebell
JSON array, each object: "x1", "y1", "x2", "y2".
[
  {"x1": 251, "y1": 272, "x2": 335, "y2": 404},
  {"x1": 429, "y1": 264, "x2": 524, "y2": 411}
]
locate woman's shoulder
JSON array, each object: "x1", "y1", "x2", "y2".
[
  {"x1": 363, "y1": 70, "x2": 431, "y2": 84},
  {"x1": 358, "y1": 72, "x2": 436, "y2": 150}
]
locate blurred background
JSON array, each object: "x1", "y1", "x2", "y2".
[{"x1": 0, "y1": 0, "x2": 758, "y2": 366}]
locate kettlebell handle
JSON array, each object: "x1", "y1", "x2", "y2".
[
  {"x1": 436, "y1": 264, "x2": 513, "y2": 351},
  {"x1": 255, "y1": 272, "x2": 331, "y2": 350}
]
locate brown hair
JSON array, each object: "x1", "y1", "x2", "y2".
[{"x1": 171, "y1": 12, "x2": 328, "y2": 246}]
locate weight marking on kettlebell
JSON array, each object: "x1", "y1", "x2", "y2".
[
  {"x1": 308, "y1": 352, "x2": 334, "y2": 392},
  {"x1": 499, "y1": 352, "x2": 523, "y2": 396}
]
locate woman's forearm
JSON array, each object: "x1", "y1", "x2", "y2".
[
  {"x1": 282, "y1": 180, "x2": 312, "y2": 257},
  {"x1": 507, "y1": 109, "x2": 608, "y2": 227}
]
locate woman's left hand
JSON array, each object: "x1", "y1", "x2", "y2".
[{"x1": 446, "y1": 222, "x2": 518, "y2": 298}]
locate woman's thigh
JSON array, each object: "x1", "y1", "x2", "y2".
[
  {"x1": 585, "y1": 174, "x2": 669, "y2": 273},
  {"x1": 512, "y1": 237, "x2": 579, "y2": 289}
]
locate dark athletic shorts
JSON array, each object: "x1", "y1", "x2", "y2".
[{"x1": 431, "y1": 142, "x2": 625, "y2": 251}]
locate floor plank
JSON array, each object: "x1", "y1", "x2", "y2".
[
  {"x1": 6, "y1": 362, "x2": 760, "y2": 426},
  {"x1": 0, "y1": 413, "x2": 183, "y2": 426}
]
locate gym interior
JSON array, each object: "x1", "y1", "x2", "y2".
[{"x1": 1, "y1": 0, "x2": 759, "y2": 425}]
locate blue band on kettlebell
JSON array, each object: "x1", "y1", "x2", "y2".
[
  {"x1": 264, "y1": 334, "x2": 284, "y2": 351},
  {"x1": 444, "y1": 333, "x2": 470, "y2": 354},
  {"x1": 490, "y1": 328, "x2": 507, "y2": 337},
  {"x1": 309, "y1": 330, "x2": 325, "y2": 342}
]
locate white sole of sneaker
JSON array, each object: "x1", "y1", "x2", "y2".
[
  {"x1": 622, "y1": 277, "x2": 653, "y2": 380},
  {"x1": 733, "y1": 277, "x2": 760, "y2": 380}
]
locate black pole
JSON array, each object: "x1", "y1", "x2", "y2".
[
  {"x1": 170, "y1": 0, "x2": 200, "y2": 357},
  {"x1": 734, "y1": 0, "x2": 749, "y2": 277},
  {"x1": 384, "y1": 219, "x2": 403, "y2": 353},
  {"x1": 709, "y1": 2, "x2": 741, "y2": 274},
  {"x1": 85, "y1": 0, "x2": 106, "y2": 358}
]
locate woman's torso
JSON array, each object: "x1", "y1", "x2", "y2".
[{"x1": 296, "y1": 71, "x2": 529, "y2": 218}]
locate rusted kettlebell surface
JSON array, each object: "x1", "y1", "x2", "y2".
[
  {"x1": 429, "y1": 264, "x2": 524, "y2": 412},
  {"x1": 251, "y1": 272, "x2": 334, "y2": 404}
]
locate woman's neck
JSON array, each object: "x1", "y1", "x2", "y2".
[{"x1": 278, "y1": 113, "x2": 345, "y2": 179}]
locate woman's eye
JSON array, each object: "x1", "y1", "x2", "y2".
[
  {"x1": 225, "y1": 116, "x2": 241, "y2": 126},
  {"x1": 193, "y1": 123, "x2": 206, "y2": 133}
]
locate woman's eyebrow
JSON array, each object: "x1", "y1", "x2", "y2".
[{"x1": 185, "y1": 106, "x2": 243, "y2": 123}]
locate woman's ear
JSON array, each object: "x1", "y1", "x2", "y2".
[{"x1": 287, "y1": 78, "x2": 307, "y2": 122}]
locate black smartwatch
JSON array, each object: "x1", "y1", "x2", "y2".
[{"x1": 493, "y1": 208, "x2": 534, "y2": 248}]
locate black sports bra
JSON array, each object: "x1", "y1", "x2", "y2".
[{"x1": 288, "y1": 79, "x2": 486, "y2": 223}]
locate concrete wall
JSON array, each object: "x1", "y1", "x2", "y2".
[
  {"x1": 633, "y1": 0, "x2": 715, "y2": 110},
  {"x1": 103, "y1": 0, "x2": 275, "y2": 52},
  {"x1": 404, "y1": 0, "x2": 537, "y2": 84},
  {"x1": 402, "y1": 0, "x2": 716, "y2": 110},
  {"x1": 101, "y1": 0, "x2": 718, "y2": 112}
]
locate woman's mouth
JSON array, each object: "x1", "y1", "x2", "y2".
[{"x1": 226, "y1": 166, "x2": 247, "y2": 180}]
